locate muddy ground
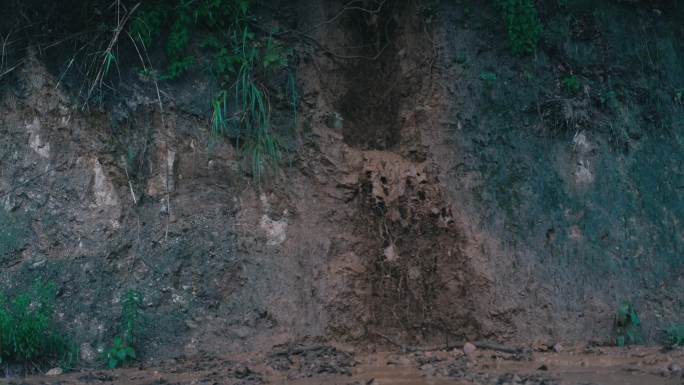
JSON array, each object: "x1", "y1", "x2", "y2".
[{"x1": 12, "y1": 345, "x2": 684, "y2": 385}]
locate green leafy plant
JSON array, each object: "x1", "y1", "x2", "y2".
[
  {"x1": 662, "y1": 323, "x2": 684, "y2": 349},
  {"x1": 104, "y1": 336, "x2": 136, "y2": 369},
  {"x1": 494, "y1": 0, "x2": 543, "y2": 55},
  {"x1": 479, "y1": 71, "x2": 498, "y2": 83},
  {"x1": 121, "y1": 289, "x2": 144, "y2": 344},
  {"x1": 0, "y1": 281, "x2": 76, "y2": 369},
  {"x1": 614, "y1": 300, "x2": 643, "y2": 346},
  {"x1": 104, "y1": 289, "x2": 144, "y2": 369},
  {"x1": 561, "y1": 74, "x2": 581, "y2": 94},
  {"x1": 163, "y1": 14, "x2": 194, "y2": 80}
]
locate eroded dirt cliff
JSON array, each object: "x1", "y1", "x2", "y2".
[{"x1": 0, "y1": 0, "x2": 682, "y2": 369}]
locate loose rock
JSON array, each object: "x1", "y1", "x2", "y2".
[
  {"x1": 45, "y1": 367, "x2": 63, "y2": 376},
  {"x1": 80, "y1": 342, "x2": 97, "y2": 362},
  {"x1": 234, "y1": 363, "x2": 251, "y2": 379},
  {"x1": 463, "y1": 342, "x2": 477, "y2": 356}
]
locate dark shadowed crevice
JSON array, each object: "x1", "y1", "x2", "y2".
[{"x1": 338, "y1": 0, "x2": 408, "y2": 150}]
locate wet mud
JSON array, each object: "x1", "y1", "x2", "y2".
[{"x1": 11, "y1": 345, "x2": 684, "y2": 385}]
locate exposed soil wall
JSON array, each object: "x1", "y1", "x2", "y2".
[{"x1": 0, "y1": 0, "x2": 682, "y2": 364}]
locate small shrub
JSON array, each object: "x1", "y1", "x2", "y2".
[
  {"x1": 614, "y1": 300, "x2": 643, "y2": 346},
  {"x1": 663, "y1": 323, "x2": 684, "y2": 349},
  {"x1": 561, "y1": 74, "x2": 582, "y2": 94},
  {"x1": 104, "y1": 336, "x2": 136, "y2": 369},
  {"x1": 0, "y1": 282, "x2": 76, "y2": 368},
  {"x1": 494, "y1": 0, "x2": 543, "y2": 55},
  {"x1": 104, "y1": 289, "x2": 145, "y2": 369}
]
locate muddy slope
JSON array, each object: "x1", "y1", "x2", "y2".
[{"x1": 0, "y1": 0, "x2": 682, "y2": 363}]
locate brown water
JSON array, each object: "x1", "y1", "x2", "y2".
[{"x1": 11, "y1": 345, "x2": 684, "y2": 385}]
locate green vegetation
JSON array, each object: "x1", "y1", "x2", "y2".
[
  {"x1": 453, "y1": 52, "x2": 467, "y2": 64},
  {"x1": 121, "y1": 289, "x2": 144, "y2": 345},
  {"x1": 561, "y1": 74, "x2": 581, "y2": 94},
  {"x1": 675, "y1": 88, "x2": 683, "y2": 106},
  {"x1": 127, "y1": 0, "x2": 296, "y2": 180},
  {"x1": 614, "y1": 300, "x2": 643, "y2": 346},
  {"x1": 494, "y1": 0, "x2": 543, "y2": 55},
  {"x1": 479, "y1": 71, "x2": 498, "y2": 82},
  {"x1": 663, "y1": 323, "x2": 684, "y2": 349},
  {"x1": 0, "y1": 282, "x2": 77, "y2": 369},
  {"x1": 129, "y1": 4, "x2": 163, "y2": 48},
  {"x1": 207, "y1": 24, "x2": 291, "y2": 179},
  {"x1": 104, "y1": 336, "x2": 136, "y2": 369},
  {"x1": 104, "y1": 289, "x2": 144, "y2": 369}
]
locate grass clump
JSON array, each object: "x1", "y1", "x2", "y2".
[
  {"x1": 614, "y1": 300, "x2": 643, "y2": 347},
  {"x1": 129, "y1": 0, "x2": 296, "y2": 181},
  {"x1": 104, "y1": 289, "x2": 145, "y2": 369},
  {"x1": 206, "y1": 2, "x2": 295, "y2": 181},
  {"x1": 494, "y1": 0, "x2": 543, "y2": 55},
  {"x1": 0, "y1": 281, "x2": 77, "y2": 369},
  {"x1": 208, "y1": 24, "x2": 293, "y2": 180}
]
